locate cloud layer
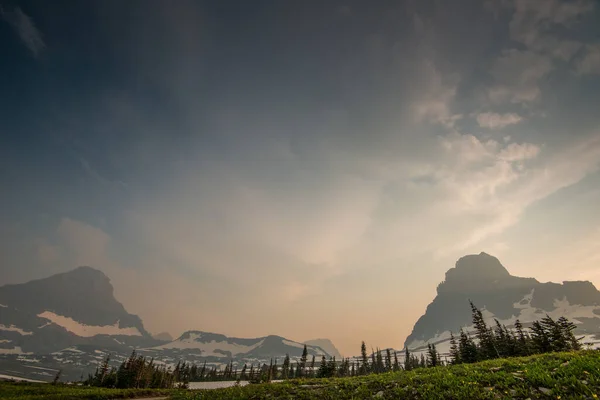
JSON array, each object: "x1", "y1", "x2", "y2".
[{"x1": 1, "y1": 0, "x2": 600, "y2": 355}]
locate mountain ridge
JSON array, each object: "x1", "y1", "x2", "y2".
[{"x1": 404, "y1": 252, "x2": 600, "y2": 352}]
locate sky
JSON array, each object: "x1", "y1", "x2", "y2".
[{"x1": 1, "y1": 0, "x2": 600, "y2": 356}]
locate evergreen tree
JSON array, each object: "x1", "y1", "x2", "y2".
[
  {"x1": 299, "y1": 345, "x2": 308, "y2": 377},
  {"x1": 404, "y1": 348, "x2": 412, "y2": 371},
  {"x1": 514, "y1": 319, "x2": 529, "y2": 355},
  {"x1": 458, "y1": 328, "x2": 478, "y2": 363},
  {"x1": 470, "y1": 300, "x2": 499, "y2": 359},
  {"x1": 449, "y1": 332, "x2": 461, "y2": 364},
  {"x1": 282, "y1": 354, "x2": 290, "y2": 379},
  {"x1": 317, "y1": 356, "x2": 328, "y2": 378},
  {"x1": 360, "y1": 341, "x2": 369, "y2": 375},
  {"x1": 371, "y1": 350, "x2": 376, "y2": 373},
  {"x1": 426, "y1": 343, "x2": 439, "y2": 367},
  {"x1": 309, "y1": 355, "x2": 316, "y2": 378},
  {"x1": 385, "y1": 349, "x2": 392, "y2": 372},
  {"x1": 375, "y1": 349, "x2": 384, "y2": 373},
  {"x1": 327, "y1": 357, "x2": 337, "y2": 378},
  {"x1": 393, "y1": 351, "x2": 400, "y2": 371}
]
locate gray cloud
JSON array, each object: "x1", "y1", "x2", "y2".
[{"x1": 1, "y1": 6, "x2": 45, "y2": 56}]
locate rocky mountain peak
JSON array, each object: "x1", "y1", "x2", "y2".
[
  {"x1": 0, "y1": 266, "x2": 147, "y2": 334},
  {"x1": 404, "y1": 253, "x2": 600, "y2": 351},
  {"x1": 437, "y1": 252, "x2": 537, "y2": 295}
]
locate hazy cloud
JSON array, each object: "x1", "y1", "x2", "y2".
[
  {"x1": 477, "y1": 112, "x2": 523, "y2": 129},
  {"x1": 1, "y1": 6, "x2": 45, "y2": 56},
  {"x1": 577, "y1": 44, "x2": 600, "y2": 75}
]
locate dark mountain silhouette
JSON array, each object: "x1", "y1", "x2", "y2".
[
  {"x1": 405, "y1": 252, "x2": 600, "y2": 352},
  {"x1": 0, "y1": 266, "x2": 148, "y2": 335}
]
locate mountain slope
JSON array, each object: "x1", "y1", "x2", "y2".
[
  {"x1": 304, "y1": 339, "x2": 342, "y2": 359},
  {"x1": 404, "y1": 252, "x2": 600, "y2": 353},
  {"x1": 148, "y1": 331, "x2": 330, "y2": 361},
  {"x1": 0, "y1": 267, "x2": 155, "y2": 355}
]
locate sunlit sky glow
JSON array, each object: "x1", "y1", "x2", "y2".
[{"x1": 1, "y1": 0, "x2": 600, "y2": 355}]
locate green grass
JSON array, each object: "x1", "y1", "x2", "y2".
[
  {"x1": 173, "y1": 351, "x2": 600, "y2": 399},
  {"x1": 0, "y1": 381, "x2": 180, "y2": 400}
]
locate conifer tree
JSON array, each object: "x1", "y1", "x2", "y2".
[
  {"x1": 327, "y1": 357, "x2": 337, "y2": 378},
  {"x1": 317, "y1": 356, "x2": 328, "y2": 378},
  {"x1": 393, "y1": 351, "x2": 400, "y2": 371},
  {"x1": 404, "y1": 348, "x2": 412, "y2": 371},
  {"x1": 371, "y1": 349, "x2": 376, "y2": 373},
  {"x1": 282, "y1": 354, "x2": 290, "y2": 379},
  {"x1": 360, "y1": 341, "x2": 369, "y2": 375},
  {"x1": 385, "y1": 349, "x2": 392, "y2": 372},
  {"x1": 470, "y1": 300, "x2": 499, "y2": 359},
  {"x1": 449, "y1": 332, "x2": 461, "y2": 364},
  {"x1": 309, "y1": 355, "x2": 315, "y2": 377},
  {"x1": 299, "y1": 345, "x2": 308, "y2": 377},
  {"x1": 427, "y1": 343, "x2": 440, "y2": 367}
]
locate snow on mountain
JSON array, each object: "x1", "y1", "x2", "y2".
[
  {"x1": 37, "y1": 311, "x2": 142, "y2": 337},
  {"x1": 0, "y1": 325, "x2": 33, "y2": 336},
  {"x1": 0, "y1": 346, "x2": 31, "y2": 355},
  {"x1": 282, "y1": 340, "x2": 304, "y2": 349},
  {"x1": 153, "y1": 332, "x2": 265, "y2": 356},
  {"x1": 304, "y1": 339, "x2": 342, "y2": 359}
]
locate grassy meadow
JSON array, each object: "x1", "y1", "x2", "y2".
[{"x1": 2, "y1": 351, "x2": 599, "y2": 399}]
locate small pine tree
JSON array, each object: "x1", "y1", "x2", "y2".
[
  {"x1": 360, "y1": 341, "x2": 369, "y2": 375},
  {"x1": 393, "y1": 351, "x2": 400, "y2": 371},
  {"x1": 404, "y1": 348, "x2": 412, "y2": 371},
  {"x1": 449, "y1": 332, "x2": 461, "y2": 364},
  {"x1": 299, "y1": 345, "x2": 308, "y2": 377}
]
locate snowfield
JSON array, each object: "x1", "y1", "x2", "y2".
[
  {"x1": 0, "y1": 346, "x2": 32, "y2": 355},
  {"x1": 152, "y1": 332, "x2": 266, "y2": 356},
  {"x1": 0, "y1": 324, "x2": 33, "y2": 336},
  {"x1": 37, "y1": 311, "x2": 142, "y2": 337}
]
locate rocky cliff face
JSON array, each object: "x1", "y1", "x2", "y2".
[
  {"x1": 404, "y1": 253, "x2": 600, "y2": 353},
  {"x1": 0, "y1": 267, "x2": 154, "y2": 355}
]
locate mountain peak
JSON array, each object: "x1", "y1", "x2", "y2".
[
  {"x1": 0, "y1": 267, "x2": 148, "y2": 335},
  {"x1": 436, "y1": 252, "x2": 531, "y2": 295},
  {"x1": 404, "y1": 253, "x2": 600, "y2": 350}
]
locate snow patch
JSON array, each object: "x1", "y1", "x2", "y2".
[
  {"x1": 282, "y1": 340, "x2": 304, "y2": 349},
  {"x1": 51, "y1": 347, "x2": 84, "y2": 355},
  {"x1": 37, "y1": 311, "x2": 142, "y2": 337},
  {"x1": 152, "y1": 332, "x2": 265, "y2": 356},
  {"x1": 0, "y1": 324, "x2": 33, "y2": 336},
  {"x1": 0, "y1": 339, "x2": 11, "y2": 344},
  {"x1": 0, "y1": 373, "x2": 45, "y2": 382},
  {"x1": 407, "y1": 330, "x2": 453, "y2": 351},
  {"x1": 0, "y1": 304, "x2": 7, "y2": 308},
  {"x1": 0, "y1": 346, "x2": 31, "y2": 355}
]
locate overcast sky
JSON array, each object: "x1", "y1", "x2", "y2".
[{"x1": 1, "y1": 0, "x2": 600, "y2": 355}]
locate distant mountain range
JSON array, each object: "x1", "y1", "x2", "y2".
[
  {"x1": 0, "y1": 267, "x2": 334, "y2": 381},
  {"x1": 2, "y1": 254, "x2": 599, "y2": 382},
  {"x1": 404, "y1": 252, "x2": 600, "y2": 356}
]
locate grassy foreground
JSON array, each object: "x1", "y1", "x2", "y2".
[
  {"x1": 2, "y1": 351, "x2": 598, "y2": 399},
  {"x1": 0, "y1": 381, "x2": 179, "y2": 400},
  {"x1": 174, "y1": 351, "x2": 600, "y2": 400}
]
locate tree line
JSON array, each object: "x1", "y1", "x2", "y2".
[
  {"x1": 447, "y1": 300, "x2": 582, "y2": 364},
  {"x1": 85, "y1": 301, "x2": 585, "y2": 387}
]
